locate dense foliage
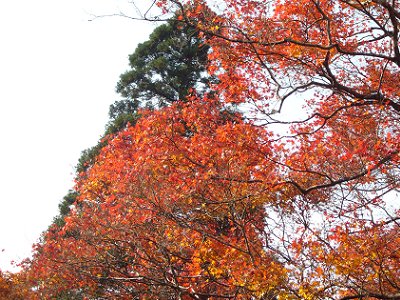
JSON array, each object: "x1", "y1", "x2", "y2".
[
  {"x1": 116, "y1": 17, "x2": 211, "y2": 108},
  {"x1": 8, "y1": 1, "x2": 400, "y2": 299},
  {"x1": 0, "y1": 270, "x2": 33, "y2": 300}
]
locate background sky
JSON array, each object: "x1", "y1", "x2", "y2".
[{"x1": 0, "y1": 0, "x2": 155, "y2": 271}]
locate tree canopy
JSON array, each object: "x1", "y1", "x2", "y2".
[
  {"x1": 116, "y1": 18, "x2": 211, "y2": 108},
  {"x1": 9, "y1": 1, "x2": 400, "y2": 299}
]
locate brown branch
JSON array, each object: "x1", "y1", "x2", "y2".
[{"x1": 286, "y1": 150, "x2": 399, "y2": 194}]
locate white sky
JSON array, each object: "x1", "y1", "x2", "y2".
[{"x1": 0, "y1": 0, "x2": 156, "y2": 271}]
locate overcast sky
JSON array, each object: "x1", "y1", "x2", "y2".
[{"x1": 0, "y1": 0, "x2": 156, "y2": 271}]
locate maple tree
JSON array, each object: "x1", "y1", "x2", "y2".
[
  {"x1": 18, "y1": 0, "x2": 400, "y2": 299},
  {"x1": 26, "y1": 98, "x2": 288, "y2": 299},
  {"x1": 163, "y1": 0, "x2": 400, "y2": 297}
]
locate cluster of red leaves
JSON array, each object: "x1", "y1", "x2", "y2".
[
  {"x1": 0, "y1": 270, "x2": 34, "y2": 300},
  {"x1": 25, "y1": 98, "x2": 288, "y2": 299}
]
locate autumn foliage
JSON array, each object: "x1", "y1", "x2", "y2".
[
  {"x1": 17, "y1": 0, "x2": 400, "y2": 299},
  {"x1": 0, "y1": 270, "x2": 34, "y2": 300}
]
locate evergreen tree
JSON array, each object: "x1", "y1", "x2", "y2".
[{"x1": 115, "y1": 18, "x2": 210, "y2": 109}]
